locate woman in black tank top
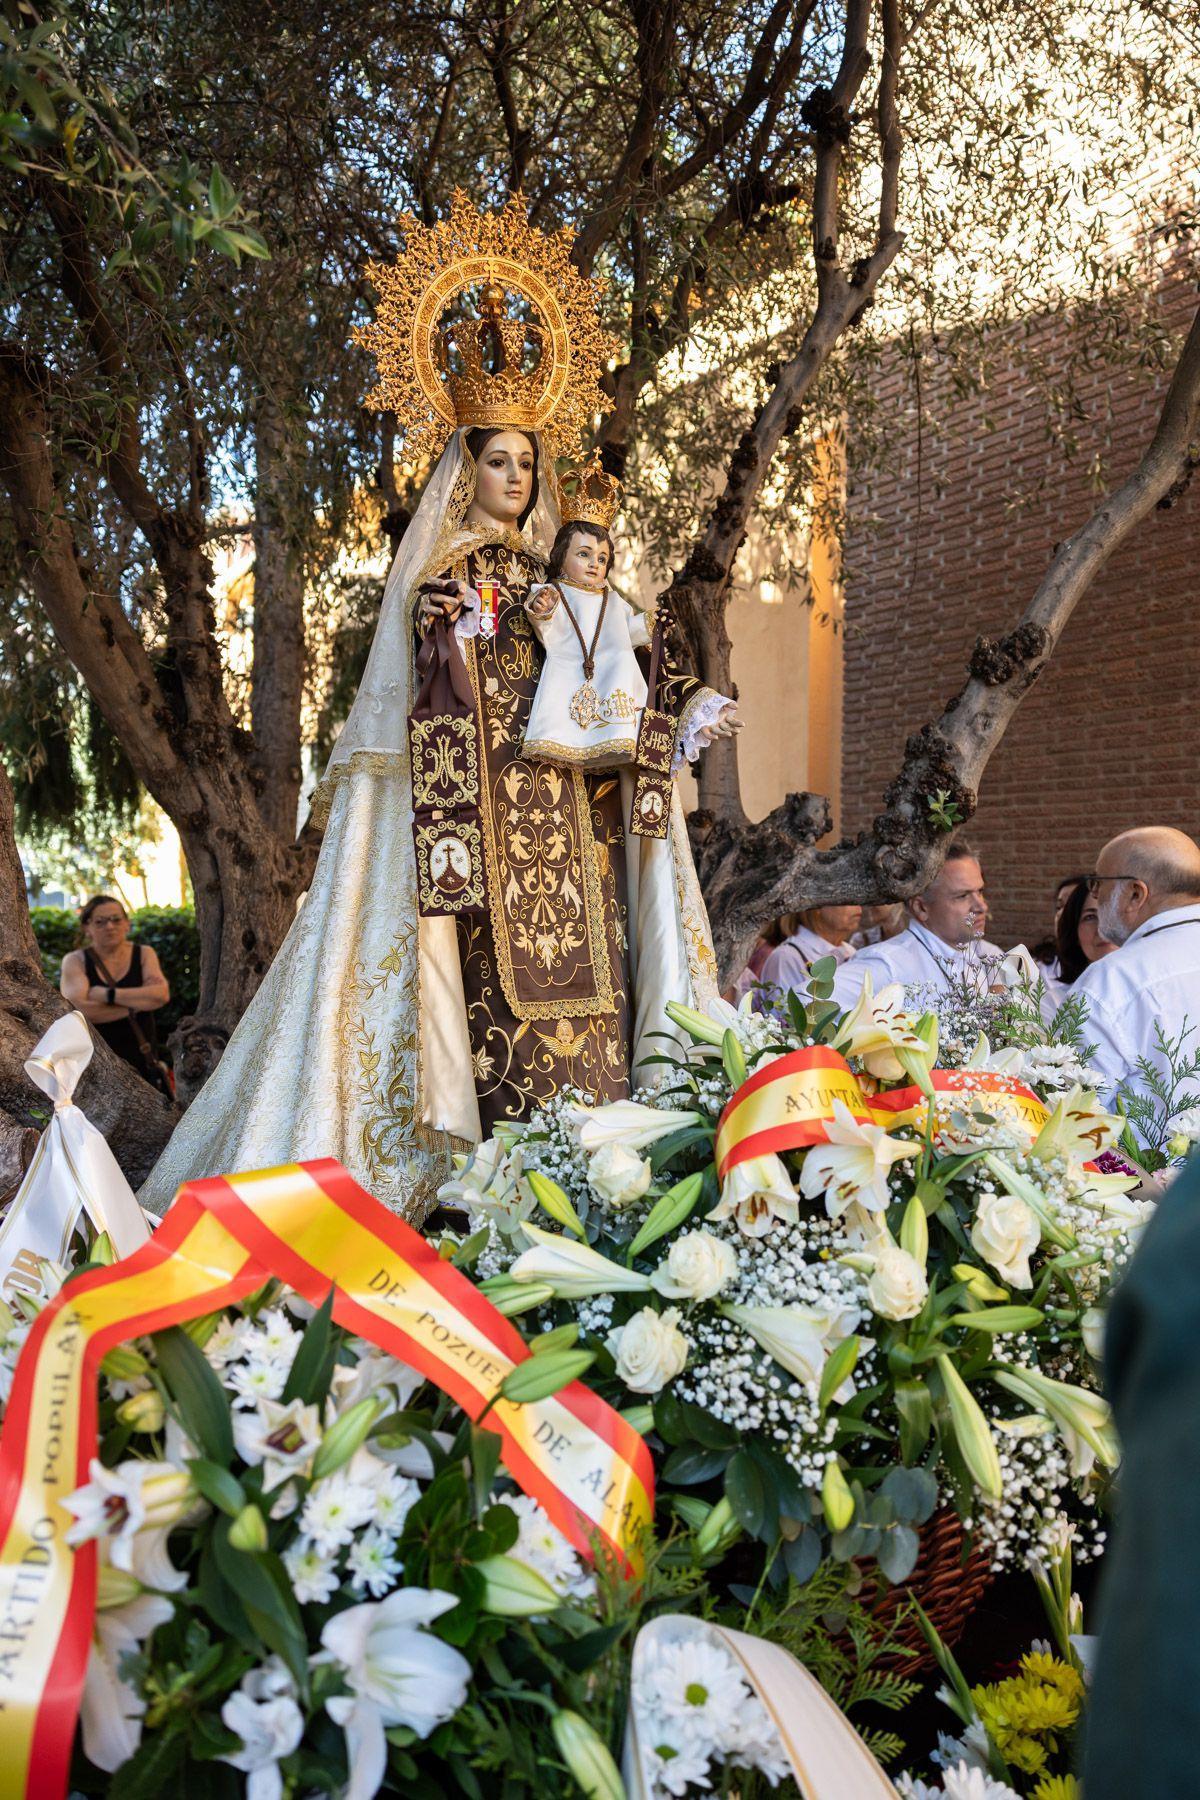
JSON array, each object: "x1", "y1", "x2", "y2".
[{"x1": 60, "y1": 896, "x2": 172, "y2": 1093}]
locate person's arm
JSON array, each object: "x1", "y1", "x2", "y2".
[
  {"x1": 60, "y1": 950, "x2": 128, "y2": 1024},
  {"x1": 112, "y1": 944, "x2": 171, "y2": 1013}
]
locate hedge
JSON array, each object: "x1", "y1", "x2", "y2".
[{"x1": 30, "y1": 904, "x2": 201, "y2": 1043}]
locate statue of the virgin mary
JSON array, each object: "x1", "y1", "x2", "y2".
[{"x1": 142, "y1": 194, "x2": 729, "y2": 1220}]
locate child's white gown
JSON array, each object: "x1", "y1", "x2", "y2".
[{"x1": 521, "y1": 582, "x2": 650, "y2": 768}]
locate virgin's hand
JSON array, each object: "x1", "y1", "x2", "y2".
[
  {"x1": 418, "y1": 578, "x2": 471, "y2": 626},
  {"x1": 710, "y1": 705, "x2": 744, "y2": 739}
]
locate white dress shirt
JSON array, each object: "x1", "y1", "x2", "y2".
[
  {"x1": 831, "y1": 922, "x2": 1003, "y2": 1007},
  {"x1": 758, "y1": 924, "x2": 856, "y2": 1009},
  {"x1": 1067, "y1": 902, "x2": 1200, "y2": 1112}
]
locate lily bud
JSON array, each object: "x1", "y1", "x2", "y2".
[
  {"x1": 181, "y1": 1312, "x2": 223, "y2": 1349},
  {"x1": 141, "y1": 1468, "x2": 197, "y2": 1528},
  {"x1": 821, "y1": 1459, "x2": 855, "y2": 1533},
  {"x1": 475, "y1": 1553, "x2": 560, "y2": 1616},
  {"x1": 721, "y1": 1028, "x2": 747, "y2": 1088},
  {"x1": 96, "y1": 1564, "x2": 143, "y2": 1609},
  {"x1": 899, "y1": 1194, "x2": 929, "y2": 1269},
  {"x1": 228, "y1": 1503, "x2": 269, "y2": 1553},
  {"x1": 100, "y1": 1344, "x2": 151, "y2": 1382},
  {"x1": 484, "y1": 1278, "x2": 557, "y2": 1317},
  {"x1": 525, "y1": 1169, "x2": 587, "y2": 1240},
  {"x1": 952, "y1": 1263, "x2": 1009, "y2": 1304},
  {"x1": 1167, "y1": 1132, "x2": 1191, "y2": 1159},
  {"x1": 619, "y1": 1404, "x2": 655, "y2": 1435},
  {"x1": 665, "y1": 1000, "x2": 726, "y2": 1047},
  {"x1": 89, "y1": 1232, "x2": 116, "y2": 1266},
  {"x1": 939, "y1": 1357, "x2": 1003, "y2": 1500},
  {"x1": 500, "y1": 1349, "x2": 594, "y2": 1405},
  {"x1": 117, "y1": 1390, "x2": 166, "y2": 1434},
  {"x1": 551, "y1": 1709, "x2": 626, "y2": 1800},
  {"x1": 694, "y1": 1495, "x2": 742, "y2": 1559},
  {"x1": 311, "y1": 1396, "x2": 384, "y2": 1481}
]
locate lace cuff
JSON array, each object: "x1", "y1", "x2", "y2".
[
  {"x1": 673, "y1": 688, "x2": 734, "y2": 772},
  {"x1": 452, "y1": 588, "x2": 484, "y2": 642}
]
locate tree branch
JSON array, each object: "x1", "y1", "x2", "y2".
[{"x1": 697, "y1": 299, "x2": 1200, "y2": 981}]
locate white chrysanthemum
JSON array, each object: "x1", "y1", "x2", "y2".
[
  {"x1": 204, "y1": 1315, "x2": 251, "y2": 1368},
  {"x1": 226, "y1": 1357, "x2": 289, "y2": 1409},
  {"x1": 640, "y1": 1734, "x2": 714, "y2": 1798},
  {"x1": 300, "y1": 1472, "x2": 376, "y2": 1554},
  {"x1": 507, "y1": 1495, "x2": 592, "y2": 1600},
  {"x1": 282, "y1": 1535, "x2": 340, "y2": 1605},
  {"x1": 241, "y1": 1308, "x2": 302, "y2": 1368},
  {"x1": 638, "y1": 1635, "x2": 745, "y2": 1740},
  {"x1": 346, "y1": 1527, "x2": 403, "y2": 1598}
]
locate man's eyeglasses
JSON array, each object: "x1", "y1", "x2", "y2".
[{"x1": 1085, "y1": 873, "x2": 1139, "y2": 893}]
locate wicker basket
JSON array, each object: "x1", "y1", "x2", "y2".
[{"x1": 869, "y1": 1509, "x2": 995, "y2": 1672}]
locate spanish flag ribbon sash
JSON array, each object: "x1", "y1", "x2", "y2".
[
  {"x1": 715, "y1": 1054, "x2": 1058, "y2": 1182},
  {"x1": 0, "y1": 1159, "x2": 653, "y2": 1800},
  {"x1": 714, "y1": 1047, "x2": 875, "y2": 1179},
  {"x1": 867, "y1": 1068, "x2": 1051, "y2": 1135}
]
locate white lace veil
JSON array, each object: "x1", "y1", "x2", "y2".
[{"x1": 320, "y1": 426, "x2": 561, "y2": 787}]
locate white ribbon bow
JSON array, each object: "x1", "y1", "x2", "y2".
[{"x1": 0, "y1": 1012, "x2": 150, "y2": 1305}]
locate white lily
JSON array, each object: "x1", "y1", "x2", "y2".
[
  {"x1": 798, "y1": 1098, "x2": 919, "y2": 1219},
  {"x1": 220, "y1": 1661, "x2": 305, "y2": 1800},
  {"x1": 509, "y1": 1223, "x2": 652, "y2": 1299},
  {"x1": 63, "y1": 1459, "x2": 197, "y2": 1572},
  {"x1": 319, "y1": 1588, "x2": 471, "y2": 1800},
  {"x1": 1031, "y1": 1086, "x2": 1122, "y2": 1169},
  {"x1": 992, "y1": 1365, "x2": 1120, "y2": 1477},
  {"x1": 438, "y1": 1137, "x2": 535, "y2": 1239},
  {"x1": 233, "y1": 1397, "x2": 323, "y2": 1492},
  {"x1": 329, "y1": 1346, "x2": 424, "y2": 1413},
  {"x1": 833, "y1": 976, "x2": 927, "y2": 1081},
  {"x1": 963, "y1": 1032, "x2": 1025, "y2": 1076},
  {"x1": 706, "y1": 1151, "x2": 799, "y2": 1237},
  {"x1": 721, "y1": 1302, "x2": 850, "y2": 1388},
  {"x1": 565, "y1": 1099, "x2": 701, "y2": 1152},
  {"x1": 80, "y1": 1589, "x2": 175, "y2": 1772}
]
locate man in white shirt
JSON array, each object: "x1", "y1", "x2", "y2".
[
  {"x1": 1068, "y1": 826, "x2": 1200, "y2": 1114},
  {"x1": 758, "y1": 906, "x2": 861, "y2": 1011},
  {"x1": 831, "y1": 844, "x2": 1001, "y2": 1006}
]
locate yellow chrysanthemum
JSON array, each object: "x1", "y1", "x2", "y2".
[
  {"x1": 1021, "y1": 1651, "x2": 1086, "y2": 1706},
  {"x1": 1005, "y1": 1681, "x2": 1080, "y2": 1737},
  {"x1": 1032, "y1": 1775, "x2": 1081, "y2": 1800},
  {"x1": 971, "y1": 1687, "x2": 1049, "y2": 1776}
]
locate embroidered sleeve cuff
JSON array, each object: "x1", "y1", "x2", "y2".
[{"x1": 674, "y1": 688, "x2": 734, "y2": 771}]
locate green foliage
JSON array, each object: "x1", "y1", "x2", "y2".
[
  {"x1": 1115, "y1": 1019, "x2": 1200, "y2": 1162},
  {"x1": 926, "y1": 790, "x2": 964, "y2": 833},
  {"x1": 28, "y1": 905, "x2": 77, "y2": 979}
]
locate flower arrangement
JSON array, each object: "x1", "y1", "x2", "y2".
[
  {"x1": 445, "y1": 967, "x2": 1151, "y2": 1594},
  {"x1": 55, "y1": 1284, "x2": 650, "y2": 1799},
  {"x1": 898, "y1": 1523, "x2": 1092, "y2": 1800}
]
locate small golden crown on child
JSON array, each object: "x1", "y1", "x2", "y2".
[{"x1": 557, "y1": 448, "x2": 623, "y2": 529}]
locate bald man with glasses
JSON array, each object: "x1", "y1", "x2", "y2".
[{"x1": 1065, "y1": 827, "x2": 1200, "y2": 1127}]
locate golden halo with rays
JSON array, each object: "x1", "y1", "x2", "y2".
[{"x1": 353, "y1": 190, "x2": 617, "y2": 463}]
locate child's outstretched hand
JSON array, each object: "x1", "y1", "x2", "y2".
[{"x1": 526, "y1": 585, "x2": 560, "y2": 620}]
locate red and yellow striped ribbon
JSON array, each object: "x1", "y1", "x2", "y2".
[
  {"x1": 867, "y1": 1068, "x2": 1051, "y2": 1135},
  {"x1": 0, "y1": 1158, "x2": 653, "y2": 1800},
  {"x1": 715, "y1": 1053, "x2": 1064, "y2": 1182},
  {"x1": 715, "y1": 1047, "x2": 874, "y2": 1179}
]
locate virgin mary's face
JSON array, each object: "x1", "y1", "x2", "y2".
[{"x1": 468, "y1": 432, "x2": 535, "y2": 526}]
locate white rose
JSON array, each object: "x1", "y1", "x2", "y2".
[
  {"x1": 607, "y1": 1307, "x2": 689, "y2": 1394},
  {"x1": 651, "y1": 1231, "x2": 738, "y2": 1302},
  {"x1": 1080, "y1": 1306, "x2": 1106, "y2": 1361},
  {"x1": 970, "y1": 1192, "x2": 1040, "y2": 1289},
  {"x1": 587, "y1": 1142, "x2": 653, "y2": 1210},
  {"x1": 866, "y1": 1245, "x2": 928, "y2": 1322}
]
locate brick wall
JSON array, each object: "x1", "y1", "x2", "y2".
[{"x1": 840, "y1": 282, "x2": 1200, "y2": 950}]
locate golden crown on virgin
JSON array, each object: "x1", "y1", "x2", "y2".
[{"x1": 140, "y1": 192, "x2": 740, "y2": 1222}]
